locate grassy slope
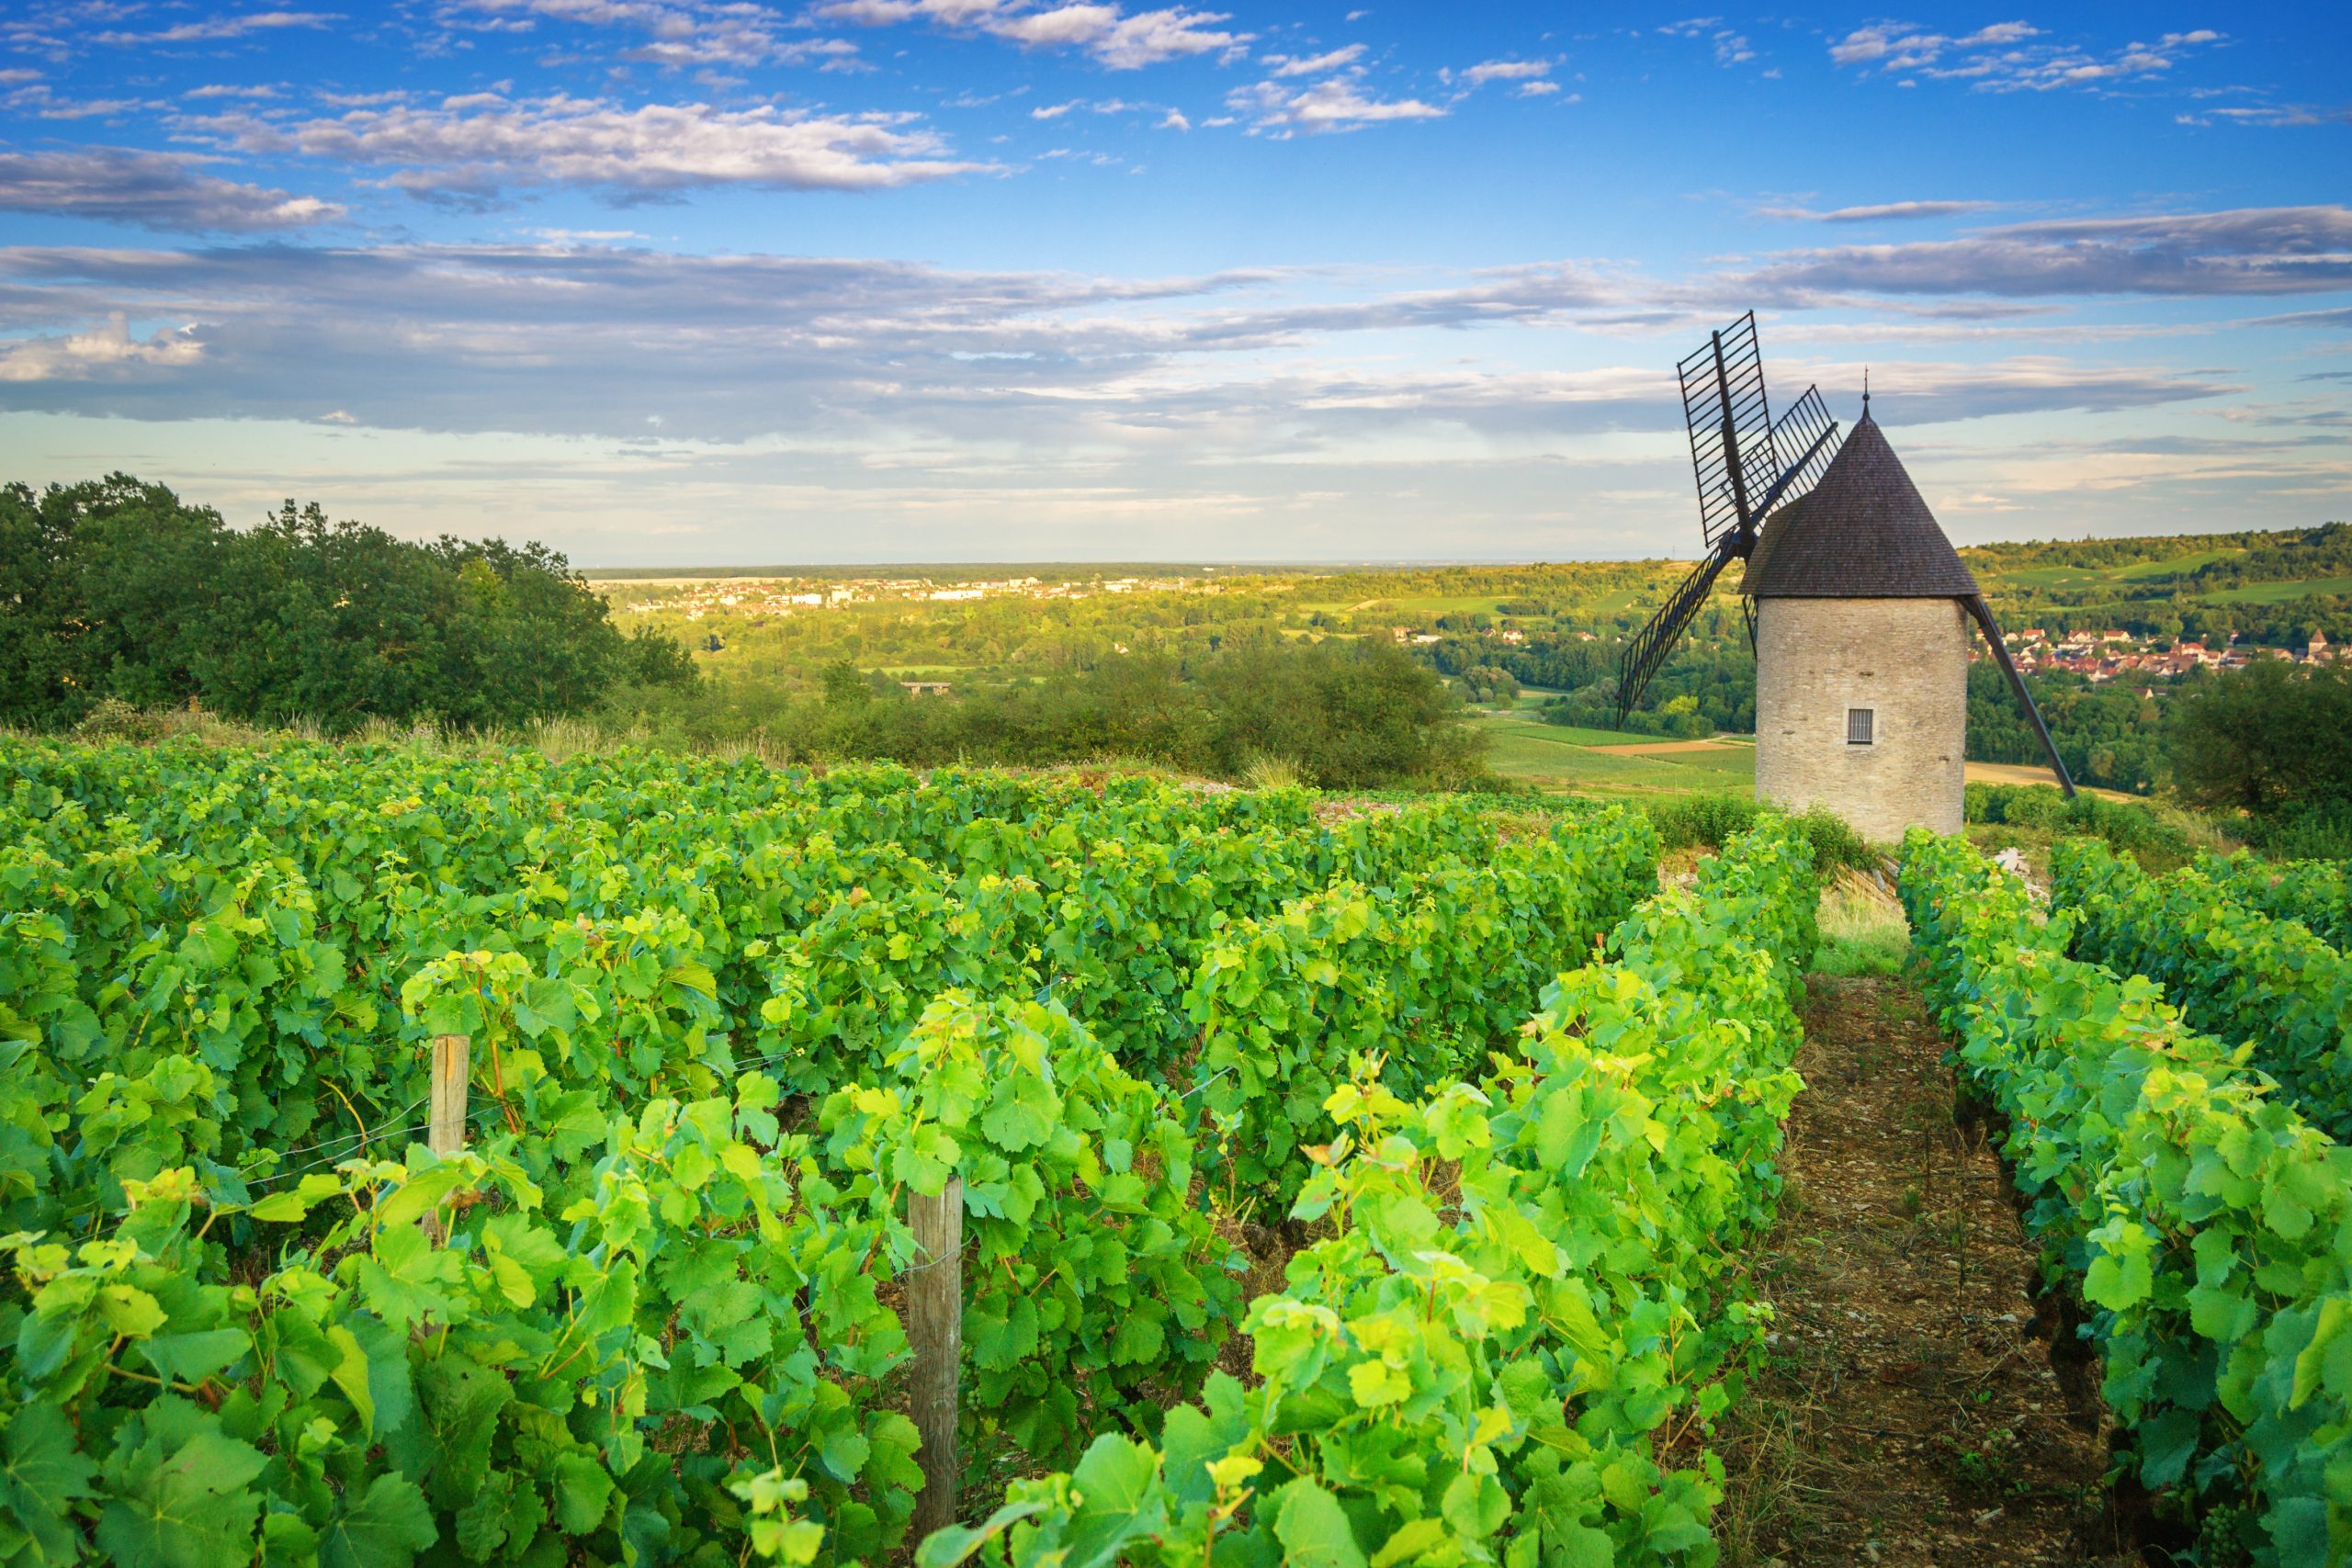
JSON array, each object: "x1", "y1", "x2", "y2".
[{"x1": 1468, "y1": 708, "x2": 1755, "y2": 798}]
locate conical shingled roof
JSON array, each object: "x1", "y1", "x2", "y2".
[{"x1": 1739, "y1": 412, "x2": 1980, "y2": 598}]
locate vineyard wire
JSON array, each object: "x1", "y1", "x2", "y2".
[
  {"x1": 236, "y1": 1092, "x2": 429, "y2": 1180},
  {"x1": 243, "y1": 1121, "x2": 429, "y2": 1188}
]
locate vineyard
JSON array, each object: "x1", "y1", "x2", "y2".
[
  {"x1": 1906, "y1": 834, "x2": 2352, "y2": 1565},
  {"x1": 13, "y1": 737, "x2": 2352, "y2": 1566},
  {"x1": 0, "y1": 739, "x2": 1825, "y2": 1568}
]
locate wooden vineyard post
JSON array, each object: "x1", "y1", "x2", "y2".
[
  {"x1": 425, "y1": 1033, "x2": 469, "y2": 1244},
  {"x1": 908, "y1": 1175, "x2": 964, "y2": 1540}
]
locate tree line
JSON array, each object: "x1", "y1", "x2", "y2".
[
  {"x1": 2168, "y1": 660, "x2": 2352, "y2": 857},
  {"x1": 0, "y1": 475, "x2": 695, "y2": 733},
  {"x1": 2, "y1": 476, "x2": 1485, "y2": 791},
  {"x1": 609, "y1": 639, "x2": 1484, "y2": 789}
]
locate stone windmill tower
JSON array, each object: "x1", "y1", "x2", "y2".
[{"x1": 1617, "y1": 315, "x2": 2072, "y2": 841}]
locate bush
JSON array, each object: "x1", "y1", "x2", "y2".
[
  {"x1": 2235, "y1": 800, "x2": 2352, "y2": 862},
  {"x1": 1645, "y1": 793, "x2": 1877, "y2": 875},
  {"x1": 69, "y1": 696, "x2": 171, "y2": 743},
  {"x1": 3, "y1": 475, "x2": 692, "y2": 733},
  {"x1": 2167, "y1": 658, "x2": 2352, "y2": 818},
  {"x1": 1963, "y1": 781, "x2": 2200, "y2": 865}
]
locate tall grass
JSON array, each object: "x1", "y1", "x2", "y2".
[{"x1": 1644, "y1": 793, "x2": 1882, "y2": 876}]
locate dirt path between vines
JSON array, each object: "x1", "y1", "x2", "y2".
[{"x1": 1717, "y1": 974, "x2": 2137, "y2": 1568}]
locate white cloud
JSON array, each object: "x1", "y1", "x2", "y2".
[
  {"x1": 1736, "y1": 205, "x2": 2352, "y2": 299},
  {"x1": 1756, "y1": 199, "x2": 1998, "y2": 222},
  {"x1": 441, "y1": 0, "x2": 808, "y2": 65},
  {"x1": 2, "y1": 235, "x2": 2330, "y2": 556},
  {"x1": 1157, "y1": 107, "x2": 1190, "y2": 129},
  {"x1": 0, "y1": 312, "x2": 203, "y2": 382},
  {"x1": 19, "y1": 93, "x2": 154, "y2": 120},
  {"x1": 1022, "y1": 6, "x2": 1246, "y2": 69},
  {"x1": 1657, "y1": 18, "x2": 1757, "y2": 67},
  {"x1": 0, "y1": 145, "x2": 345, "y2": 231},
  {"x1": 200, "y1": 94, "x2": 996, "y2": 197},
  {"x1": 1228, "y1": 71, "x2": 1445, "y2": 133},
  {"x1": 2178, "y1": 101, "x2": 2351, "y2": 129},
  {"x1": 1829, "y1": 20, "x2": 2223, "y2": 94},
  {"x1": 1030, "y1": 96, "x2": 1149, "y2": 119},
  {"x1": 815, "y1": 0, "x2": 1249, "y2": 70},
  {"x1": 530, "y1": 225, "x2": 648, "y2": 240},
  {"x1": 97, "y1": 10, "x2": 339, "y2": 45},
  {"x1": 1457, "y1": 58, "x2": 1550, "y2": 87},
  {"x1": 0, "y1": 240, "x2": 2242, "y2": 445},
  {"x1": 1518, "y1": 80, "x2": 1558, "y2": 97},
  {"x1": 1263, "y1": 43, "x2": 1363, "y2": 77}
]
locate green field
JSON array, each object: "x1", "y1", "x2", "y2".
[
  {"x1": 1300, "y1": 592, "x2": 1528, "y2": 617},
  {"x1": 1472, "y1": 711, "x2": 1754, "y2": 796},
  {"x1": 2111, "y1": 548, "x2": 2240, "y2": 581},
  {"x1": 2199, "y1": 574, "x2": 2352, "y2": 605},
  {"x1": 1984, "y1": 547, "x2": 2243, "y2": 592}
]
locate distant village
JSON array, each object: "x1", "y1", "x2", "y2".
[
  {"x1": 1987, "y1": 625, "x2": 2338, "y2": 688},
  {"x1": 602, "y1": 573, "x2": 1215, "y2": 621},
  {"x1": 599, "y1": 571, "x2": 2345, "y2": 704}
]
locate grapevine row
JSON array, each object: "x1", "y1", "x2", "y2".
[
  {"x1": 2052, "y1": 839, "x2": 2352, "y2": 1140},
  {"x1": 0, "y1": 740, "x2": 1670, "y2": 1568},
  {"x1": 1182, "y1": 814, "x2": 1659, "y2": 1212},
  {"x1": 1902, "y1": 832, "x2": 2352, "y2": 1565},
  {"x1": 919, "y1": 818, "x2": 1821, "y2": 1568}
]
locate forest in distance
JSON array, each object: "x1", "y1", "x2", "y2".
[{"x1": 7, "y1": 472, "x2": 2352, "y2": 849}]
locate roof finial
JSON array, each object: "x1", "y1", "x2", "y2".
[{"x1": 1862, "y1": 367, "x2": 1871, "y2": 418}]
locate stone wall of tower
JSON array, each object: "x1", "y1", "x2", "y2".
[{"x1": 1753, "y1": 596, "x2": 1968, "y2": 841}]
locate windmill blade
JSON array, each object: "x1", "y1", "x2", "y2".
[
  {"x1": 1616, "y1": 534, "x2": 1742, "y2": 720},
  {"x1": 1678, "y1": 311, "x2": 1780, "y2": 552},
  {"x1": 1753, "y1": 385, "x2": 1838, "y2": 522},
  {"x1": 1961, "y1": 595, "x2": 2079, "y2": 798}
]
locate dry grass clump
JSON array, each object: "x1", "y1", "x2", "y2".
[{"x1": 1814, "y1": 870, "x2": 1911, "y2": 978}]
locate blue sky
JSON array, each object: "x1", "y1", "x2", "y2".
[{"x1": 0, "y1": 1, "x2": 2346, "y2": 563}]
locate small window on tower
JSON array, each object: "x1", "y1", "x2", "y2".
[{"x1": 1848, "y1": 707, "x2": 1876, "y2": 746}]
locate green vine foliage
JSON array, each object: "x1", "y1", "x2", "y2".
[
  {"x1": 2191, "y1": 852, "x2": 2352, "y2": 953},
  {"x1": 0, "y1": 739, "x2": 1711, "y2": 1568},
  {"x1": 1904, "y1": 831, "x2": 2352, "y2": 1565},
  {"x1": 818, "y1": 993, "x2": 1243, "y2": 1468},
  {"x1": 753, "y1": 874, "x2": 1046, "y2": 1095},
  {"x1": 922, "y1": 819, "x2": 1815, "y2": 1568},
  {"x1": 1182, "y1": 811, "x2": 1658, "y2": 1213},
  {"x1": 2, "y1": 1073, "x2": 924, "y2": 1568},
  {"x1": 2052, "y1": 838, "x2": 2352, "y2": 1139}
]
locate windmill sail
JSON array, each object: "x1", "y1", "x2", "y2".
[
  {"x1": 1617, "y1": 314, "x2": 1838, "y2": 720},
  {"x1": 1679, "y1": 311, "x2": 1778, "y2": 556}
]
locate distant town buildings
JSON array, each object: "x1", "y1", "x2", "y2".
[
  {"x1": 605, "y1": 572, "x2": 1223, "y2": 621},
  {"x1": 601, "y1": 571, "x2": 2346, "y2": 687},
  {"x1": 1974, "y1": 625, "x2": 2342, "y2": 683}
]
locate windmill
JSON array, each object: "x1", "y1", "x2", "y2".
[
  {"x1": 1617, "y1": 311, "x2": 1841, "y2": 717},
  {"x1": 1615, "y1": 312, "x2": 2075, "y2": 839}
]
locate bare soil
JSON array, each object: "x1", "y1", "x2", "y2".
[
  {"x1": 1584, "y1": 739, "x2": 1750, "y2": 756},
  {"x1": 1718, "y1": 974, "x2": 2138, "y2": 1568}
]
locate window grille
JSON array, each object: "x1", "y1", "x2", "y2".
[{"x1": 1847, "y1": 707, "x2": 1875, "y2": 746}]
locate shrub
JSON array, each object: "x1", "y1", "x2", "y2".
[
  {"x1": 2236, "y1": 800, "x2": 2352, "y2": 862},
  {"x1": 1963, "y1": 781, "x2": 2202, "y2": 866},
  {"x1": 69, "y1": 697, "x2": 171, "y2": 743},
  {"x1": 1645, "y1": 793, "x2": 1876, "y2": 875}
]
